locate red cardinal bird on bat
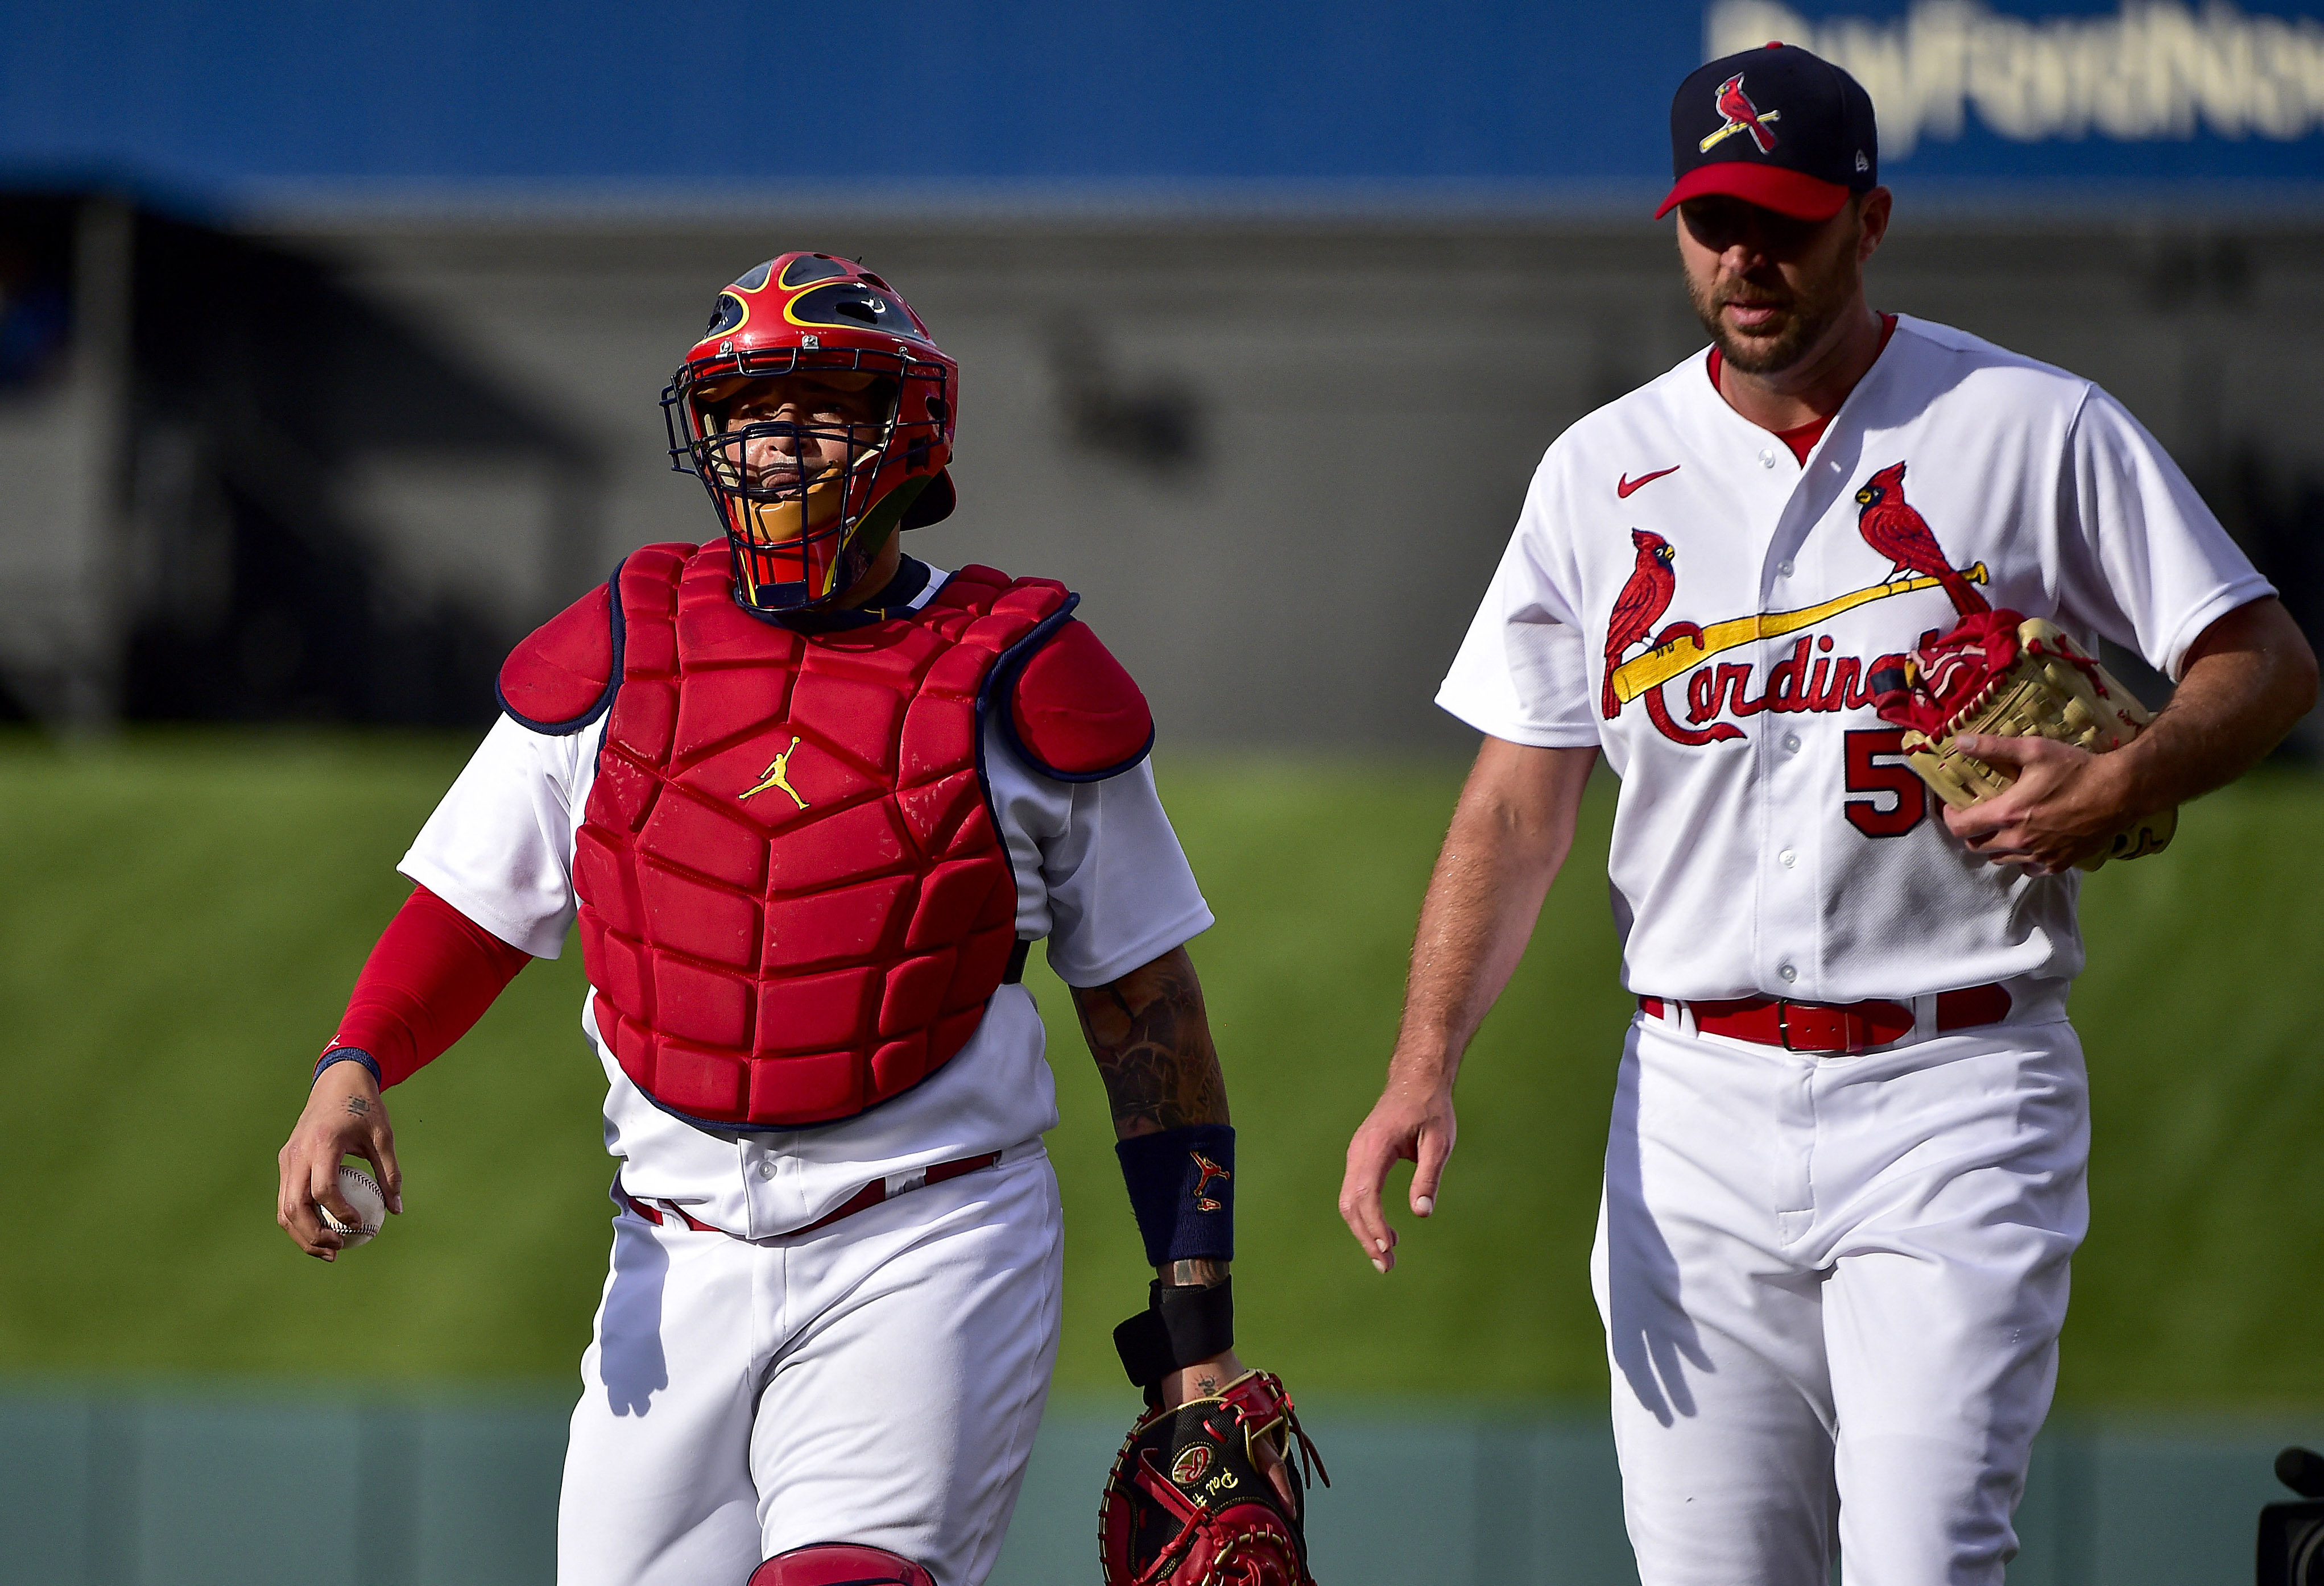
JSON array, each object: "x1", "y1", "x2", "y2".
[
  {"x1": 1603, "y1": 530, "x2": 1705, "y2": 719},
  {"x1": 1854, "y1": 462, "x2": 1989, "y2": 616},
  {"x1": 1714, "y1": 74, "x2": 1779, "y2": 155}
]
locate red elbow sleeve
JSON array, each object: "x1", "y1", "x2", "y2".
[{"x1": 325, "y1": 886, "x2": 532, "y2": 1087}]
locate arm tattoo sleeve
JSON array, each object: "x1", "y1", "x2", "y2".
[{"x1": 1071, "y1": 946, "x2": 1231, "y2": 1139}]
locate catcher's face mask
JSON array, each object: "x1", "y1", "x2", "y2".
[
  {"x1": 694, "y1": 371, "x2": 899, "y2": 604},
  {"x1": 663, "y1": 252, "x2": 958, "y2": 614}
]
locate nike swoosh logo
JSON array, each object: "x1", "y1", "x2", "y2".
[{"x1": 1617, "y1": 465, "x2": 1681, "y2": 498}]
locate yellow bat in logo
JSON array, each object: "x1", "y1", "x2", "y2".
[{"x1": 1609, "y1": 564, "x2": 1988, "y2": 707}]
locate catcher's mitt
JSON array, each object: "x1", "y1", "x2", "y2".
[
  {"x1": 1869, "y1": 610, "x2": 2174, "y2": 869},
  {"x1": 1100, "y1": 1369, "x2": 1329, "y2": 1586}
]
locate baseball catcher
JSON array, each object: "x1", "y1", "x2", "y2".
[{"x1": 274, "y1": 251, "x2": 1322, "y2": 1586}]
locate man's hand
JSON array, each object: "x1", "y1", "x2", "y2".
[
  {"x1": 1339, "y1": 1071, "x2": 1457, "y2": 1275},
  {"x1": 1941, "y1": 734, "x2": 2128, "y2": 874},
  {"x1": 1158, "y1": 1349, "x2": 1297, "y2": 1514},
  {"x1": 1337, "y1": 739, "x2": 1595, "y2": 1277},
  {"x1": 277, "y1": 1062, "x2": 403, "y2": 1261},
  {"x1": 1945, "y1": 598, "x2": 2319, "y2": 875}
]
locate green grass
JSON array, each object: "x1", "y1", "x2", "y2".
[{"x1": 1, "y1": 730, "x2": 2319, "y2": 1409}]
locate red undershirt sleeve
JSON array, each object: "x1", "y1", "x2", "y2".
[{"x1": 321, "y1": 885, "x2": 534, "y2": 1087}]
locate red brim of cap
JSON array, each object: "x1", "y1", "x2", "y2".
[{"x1": 1655, "y1": 162, "x2": 1853, "y2": 222}]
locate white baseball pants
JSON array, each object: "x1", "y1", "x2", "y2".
[
  {"x1": 556, "y1": 1148, "x2": 1063, "y2": 1586},
  {"x1": 1596, "y1": 1008, "x2": 2089, "y2": 1586}
]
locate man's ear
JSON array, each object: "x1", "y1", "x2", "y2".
[{"x1": 1857, "y1": 187, "x2": 1894, "y2": 264}]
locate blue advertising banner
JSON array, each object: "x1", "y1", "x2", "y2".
[
  {"x1": 1711, "y1": 0, "x2": 2324, "y2": 191},
  {"x1": 0, "y1": 0, "x2": 2313, "y2": 208}
]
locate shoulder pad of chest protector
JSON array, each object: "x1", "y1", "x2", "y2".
[
  {"x1": 1003, "y1": 616, "x2": 1156, "y2": 781},
  {"x1": 494, "y1": 545, "x2": 696, "y2": 733}
]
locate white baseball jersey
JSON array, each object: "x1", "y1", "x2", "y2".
[
  {"x1": 400, "y1": 563, "x2": 1215, "y2": 1235},
  {"x1": 1438, "y1": 313, "x2": 2272, "y2": 1003},
  {"x1": 1445, "y1": 314, "x2": 2275, "y2": 1585}
]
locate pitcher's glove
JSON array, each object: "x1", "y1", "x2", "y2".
[
  {"x1": 1100, "y1": 1369, "x2": 1329, "y2": 1586},
  {"x1": 1868, "y1": 610, "x2": 2174, "y2": 870}
]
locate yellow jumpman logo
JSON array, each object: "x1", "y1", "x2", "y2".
[{"x1": 741, "y1": 737, "x2": 809, "y2": 809}]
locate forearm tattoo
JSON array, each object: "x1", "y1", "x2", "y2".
[{"x1": 1072, "y1": 947, "x2": 1230, "y2": 1138}]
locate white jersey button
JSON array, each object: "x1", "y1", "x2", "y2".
[
  {"x1": 1777, "y1": 559, "x2": 1795, "y2": 577},
  {"x1": 1758, "y1": 449, "x2": 1776, "y2": 468},
  {"x1": 758, "y1": 1160, "x2": 778, "y2": 1180},
  {"x1": 1778, "y1": 963, "x2": 1798, "y2": 983},
  {"x1": 1782, "y1": 732, "x2": 1802, "y2": 752},
  {"x1": 1779, "y1": 848, "x2": 1798, "y2": 868}
]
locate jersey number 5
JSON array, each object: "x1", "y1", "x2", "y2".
[{"x1": 1843, "y1": 728, "x2": 1928, "y2": 838}]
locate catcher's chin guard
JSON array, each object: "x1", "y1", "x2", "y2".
[
  {"x1": 1101, "y1": 1369, "x2": 1329, "y2": 1586},
  {"x1": 746, "y1": 1542, "x2": 934, "y2": 1586},
  {"x1": 1869, "y1": 610, "x2": 2176, "y2": 870}
]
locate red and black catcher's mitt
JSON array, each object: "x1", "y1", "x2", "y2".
[{"x1": 1101, "y1": 1369, "x2": 1329, "y2": 1586}]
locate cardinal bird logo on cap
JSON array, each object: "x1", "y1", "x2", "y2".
[{"x1": 1700, "y1": 73, "x2": 1781, "y2": 155}]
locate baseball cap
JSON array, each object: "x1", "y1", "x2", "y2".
[{"x1": 1655, "y1": 42, "x2": 1878, "y2": 222}]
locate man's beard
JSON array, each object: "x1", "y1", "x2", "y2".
[{"x1": 1687, "y1": 267, "x2": 1853, "y2": 376}]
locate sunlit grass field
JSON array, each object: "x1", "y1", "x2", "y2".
[{"x1": 2, "y1": 730, "x2": 2319, "y2": 1409}]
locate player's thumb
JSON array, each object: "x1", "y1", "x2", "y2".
[
  {"x1": 1409, "y1": 1124, "x2": 1456, "y2": 1218},
  {"x1": 312, "y1": 1155, "x2": 361, "y2": 1231}
]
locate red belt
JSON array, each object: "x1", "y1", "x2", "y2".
[
  {"x1": 615, "y1": 1150, "x2": 1003, "y2": 1239},
  {"x1": 1637, "y1": 984, "x2": 2012, "y2": 1054}
]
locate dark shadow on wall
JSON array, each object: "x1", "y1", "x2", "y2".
[
  {"x1": 122, "y1": 471, "x2": 514, "y2": 727},
  {"x1": 2193, "y1": 450, "x2": 2324, "y2": 757},
  {"x1": 116, "y1": 211, "x2": 601, "y2": 727},
  {"x1": 1049, "y1": 318, "x2": 1205, "y2": 476},
  {"x1": 0, "y1": 194, "x2": 602, "y2": 728}
]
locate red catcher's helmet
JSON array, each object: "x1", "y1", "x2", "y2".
[{"x1": 661, "y1": 252, "x2": 958, "y2": 614}]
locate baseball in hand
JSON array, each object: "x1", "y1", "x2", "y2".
[{"x1": 320, "y1": 1164, "x2": 388, "y2": 1248}]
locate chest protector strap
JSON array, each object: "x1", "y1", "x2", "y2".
[{"x1": 573, "y1": 543, "x2": 1072, "y2": 1129}]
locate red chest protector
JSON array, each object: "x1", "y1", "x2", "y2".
[{"x1": 498, "y1": 541, "x2": 1151, "y2": 1129}]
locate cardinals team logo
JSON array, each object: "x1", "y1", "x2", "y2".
[
  {"x1": 1190, "y1": 1152, "x2": 1231, "y2": 1213},
  {"x1": 1854, "y1": 462, "x2": 1988, "y2": 616},
  {"x1": 1699, "y1": 73, "x2": 1780, "y2": 155},
  {"x1": 1605, "y1": 461, "x2": 1990, "y2": 746},
  {"x1": 1603, "y1": 531, "x2": 1706, "y2": 723}
]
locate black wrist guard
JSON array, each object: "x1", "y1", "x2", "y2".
[{"x1": 1113, "y1": 1277, "x2": 1235, "y2": 1394}]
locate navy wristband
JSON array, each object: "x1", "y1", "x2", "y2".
[
  {"x1": 313, "y1": 1047, "x2": 383, "y2": 1090},
  {"x1": 1115, "y1": 1124, "x2": 1235, "y2": 1267}
]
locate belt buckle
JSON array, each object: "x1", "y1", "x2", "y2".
[{"x1": 1776, "y1": 999, "x2": 1866, "y2": 1055}]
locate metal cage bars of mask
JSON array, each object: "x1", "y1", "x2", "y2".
[
  {"x1": 658, "y1": 344, "x2": 949, "y2": 481},
  {"x1": 698, "y1": 415, "x2": 890, "y2": 607},
  {"x1": 660, "y1": 346, "x2": 953, "y2": 610}
]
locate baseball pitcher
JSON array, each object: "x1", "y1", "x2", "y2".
[{"x1": 1341, "y1": 43, "x2": 2316, "y2": 1586}]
